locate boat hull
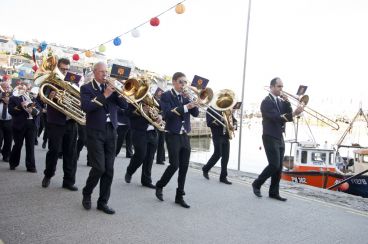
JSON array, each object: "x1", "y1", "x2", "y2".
[{"x1": 282, "y1": 171, "x2": 343, "y2": 189}]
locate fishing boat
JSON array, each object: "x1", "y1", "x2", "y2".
[{"x1": 281, "y1": 108, "x2": 368, "y2": 197}]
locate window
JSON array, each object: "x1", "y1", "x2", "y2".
[
  {"x1": 311, "y1": 152, "x2": 326, "y2": 165},
  {"x1": 301, "y1": 151, "x2": 307, "y2": 164}
]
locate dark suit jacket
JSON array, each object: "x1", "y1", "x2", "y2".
[
  {"x1": 160, "y1": 89, "x2": 199, "y2": 134},
  {"x1": 261, "y1": 93, "x2": 293, "y2": 140},
  {"x1": 8, "y1": 95, "x2": 41, "y2": 130},
  {"x1": 80, "y1": 79, "x2": 128, "y2": 131},
  {"x1": 126, "y1": 103, "x2": 150, "y2": 131},
  {"x1": 206, "y1": 106, "x2": 228, "y2": 138},
  {"x1": 117, "y1": 107, "x2": 130, "y2": 126}
]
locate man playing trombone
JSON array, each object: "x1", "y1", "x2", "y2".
[
  {"x1": 252, "y1": 77, "x2": 304, "y2": 201},
  {"x1": 80, "y1": 62, "x2": 128, "y2": 215},
  {"x1": 155, "y1": 72, "x2": 199, "y2": 208}
]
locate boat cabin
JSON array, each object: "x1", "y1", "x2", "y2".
[{"x1": 284, "y1": 142, "x2": 336, "y2": 172}]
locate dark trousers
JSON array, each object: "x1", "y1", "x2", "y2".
[
  {"x1": 253, "y1": 135, "x2": 285, "y2": 196},
  {"x1": 9, "y1": 120, "x2": 36, "y2": 170},
  {"x1": 44, "y1": 121, "x2": 78, "y2": 185},
  {"x1": 0, "y1": 119, "x2": 12, "y2": 160},
  {"x1": 126, "y1": 130, "x2": 158, "y2": 184},
  {"x1": 38, "y1": 113, "x2": 48, "y2": 143},
  {"x1": 76, "y1": 124, "x2": 88, "y2": 160},
  {"x1": 202, "y1": 135, "x2": 230, "y2": 179},
  {"x1": 156, "y1": 133, "x2": 191, "y2": 195},
  {"x1": 156, "y1": 130, "x2": 166, "y2": 163},
  {"x1": 125, "y1": 128, "x2": 133, "y2": 156},
  {"x1": 115, "y1": 124, "x2": 129, "y2": 156},
  {"x1": 83, "y1": 124, "x2": 117, "y2": 205}
]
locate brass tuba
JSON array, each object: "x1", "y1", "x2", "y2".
[
  {"x1": 34, "y1": 56, "x2": 86, "y2": 125},
  {"x1": 106, "y1": 76, "x2": 165, "y2": 131},
  {"x1": 212, "y1": 89, "x2": 237, "y2": 139}
]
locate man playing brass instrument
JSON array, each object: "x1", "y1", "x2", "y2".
[
  {"x1": 155, "y1": 72, "x2": 199, "y2": 208},
  {"x1": 41, "y1": 58, "x2": 79, "y2": 191},
  {"x1": 252, "y1": 77, "x2": 304, "y2": 201},
  {"x1": 81, "y1": 62, "x2": 128, "y2": 215}
]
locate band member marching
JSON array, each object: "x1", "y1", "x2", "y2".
[
  {"x1": 81, "y1": 62, "x2": 128, "y2": 215},
  {"x1": 41, "y1": 58, "x2": 79, "y2": 191},
  {"x1": 0, "y1": 81, "x2": 13, "y2": 162},
  {"x1": 155, "y1": 72, "x2": 199, "y2": 208},
  {"x1": 8, "y1": 82, "x2": 41, "y2": 172}
]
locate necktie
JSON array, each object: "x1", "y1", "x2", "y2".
[
  {"x1": 2, "y1": 103, "x2": 7, "y2": 120},
  {"x1": 100, "y1": 84, "x2": 105, "y2": 93},
  {"x1": 275, "y1": 98, "x2": 281, "y2": 113},
  {"x1": 177, "y1": 95, "x2": 182, "y2": 103}
]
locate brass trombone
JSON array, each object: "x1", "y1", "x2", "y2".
[{"x1": 264, "y1": 87, "x2": 340, "y2": 130}]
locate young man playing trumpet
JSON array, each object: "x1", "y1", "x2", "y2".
[{"x1": 155, "y1": 72, "x2": 199, "y2": 208}]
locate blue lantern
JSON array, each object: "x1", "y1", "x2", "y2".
[{"x1": 113, "y1": 37, "x2": 121, "y2": 46}]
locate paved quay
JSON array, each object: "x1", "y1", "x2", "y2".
[{"x1": 1, "y1": 145, "x2": 368, "y2": 244}]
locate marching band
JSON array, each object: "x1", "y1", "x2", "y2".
[{"x1": 0, "y1": 56, "x2": 240, "y2": 214}]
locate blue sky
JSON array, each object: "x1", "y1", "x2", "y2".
[{"x1": 2, "y1": 0, "x2": 368, "y2": 115}]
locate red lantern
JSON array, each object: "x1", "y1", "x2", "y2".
[
  {"x1": 72, "y1": 54, "x2": 80, "y2": 61},
  {"x1": 150, "y1": 17, "x2": 160, "y2": 27},
  {"x1": 2, "y1": 74, "x2": 9, "y2": 81},
  {"x1": 32, "y1": 65, "x2": 38, "y2": 72}
]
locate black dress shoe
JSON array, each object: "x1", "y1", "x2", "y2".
[
  {"x1": 155, "y1": 187, "x2": 164, "y2": 201},
  {"x1": 220, "y1": 178, "x2": 232, "y2": 185},
  {"x1": 269, "y1": 195, "x2": 287, "y2": 201},
  {"x1": 252, "y1": 182, "x2": 262, "y2": 197},
  {"x1": 42, "y1": 176, "x2": 50, "y2": 188},
  {"x1": 42, "y1": 141, "x2": 47, "y2": 149},
  {"x1": 97, "y1": 204, "x2": 115, "y2": 214},
  {"x1": 142, "y1": 183, "x2": 156, "y2": 189},
  {"x1": 125, "y1": 173, "x2": 131, "y2": 183},
  {"x1": 9, "y1": 166, "x2": 15, "y2": 170},
  {"x1": 175, "y1": 198, "x2": 190, "y2": 208},
  {"x1": 82, "y1": 195, "x2": 91, "y2": 210},
  {"x1": 62, "y1": 184, "x2": 78, "y2": 191},
  {"x1": 202, "y1": 170, "x2": 209, "y2": 180},
  {"x1": 27, "y1": 168, "x2": 37, "y2": 173}
]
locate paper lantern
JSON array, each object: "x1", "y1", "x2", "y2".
[
  {"x1": 12, "y1": 72, "x2": 19, "y2": 78},
  {"x1": 85, "y1": 50, "x2": 93, "y2": 57},
  {"x1": 72, "y1": 53, "x2": 80, "y2": 61},
  {"x1": 131, "y1": 29, "x2": 140, "y2": 38},
  {"x1": 2, "y1": 74, "x2": 9, "y2": 81},
  {"x1": 40, "y1": 41, "x2": 47, "y2": 51},
  {"x1": 113, "y1": 37, "x2": 121, "y2": 46},
  {"x1": 175, "y1": 3, "x2": 185, "y2": 14},
  {"x1": 98, "y1": 45, "x2": 106, "y2": 52},
  {"x1": 150, "y1": 17, "x2": 160, "y2": 27},
  {"x1": 32, "y1": 65, "x2": 38, "y2": 72},
  {"x1": 19, "y1": 70, "x2": 25, "y2": 77}
]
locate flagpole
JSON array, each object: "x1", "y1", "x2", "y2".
[{"x1": 237, "y1": 0, "x2": 252, "y2": 170}]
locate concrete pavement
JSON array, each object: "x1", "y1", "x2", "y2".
[{"x1": 1, "y1": 145, "x2": 368, "y2": 244}]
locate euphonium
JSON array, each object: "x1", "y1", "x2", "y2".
[
  {"x1": 35, "y1": 56, "x2": 86, "y2": 125},
  {"x1": 212, "y1": 89, "x2": 237, "y2": 139}
]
